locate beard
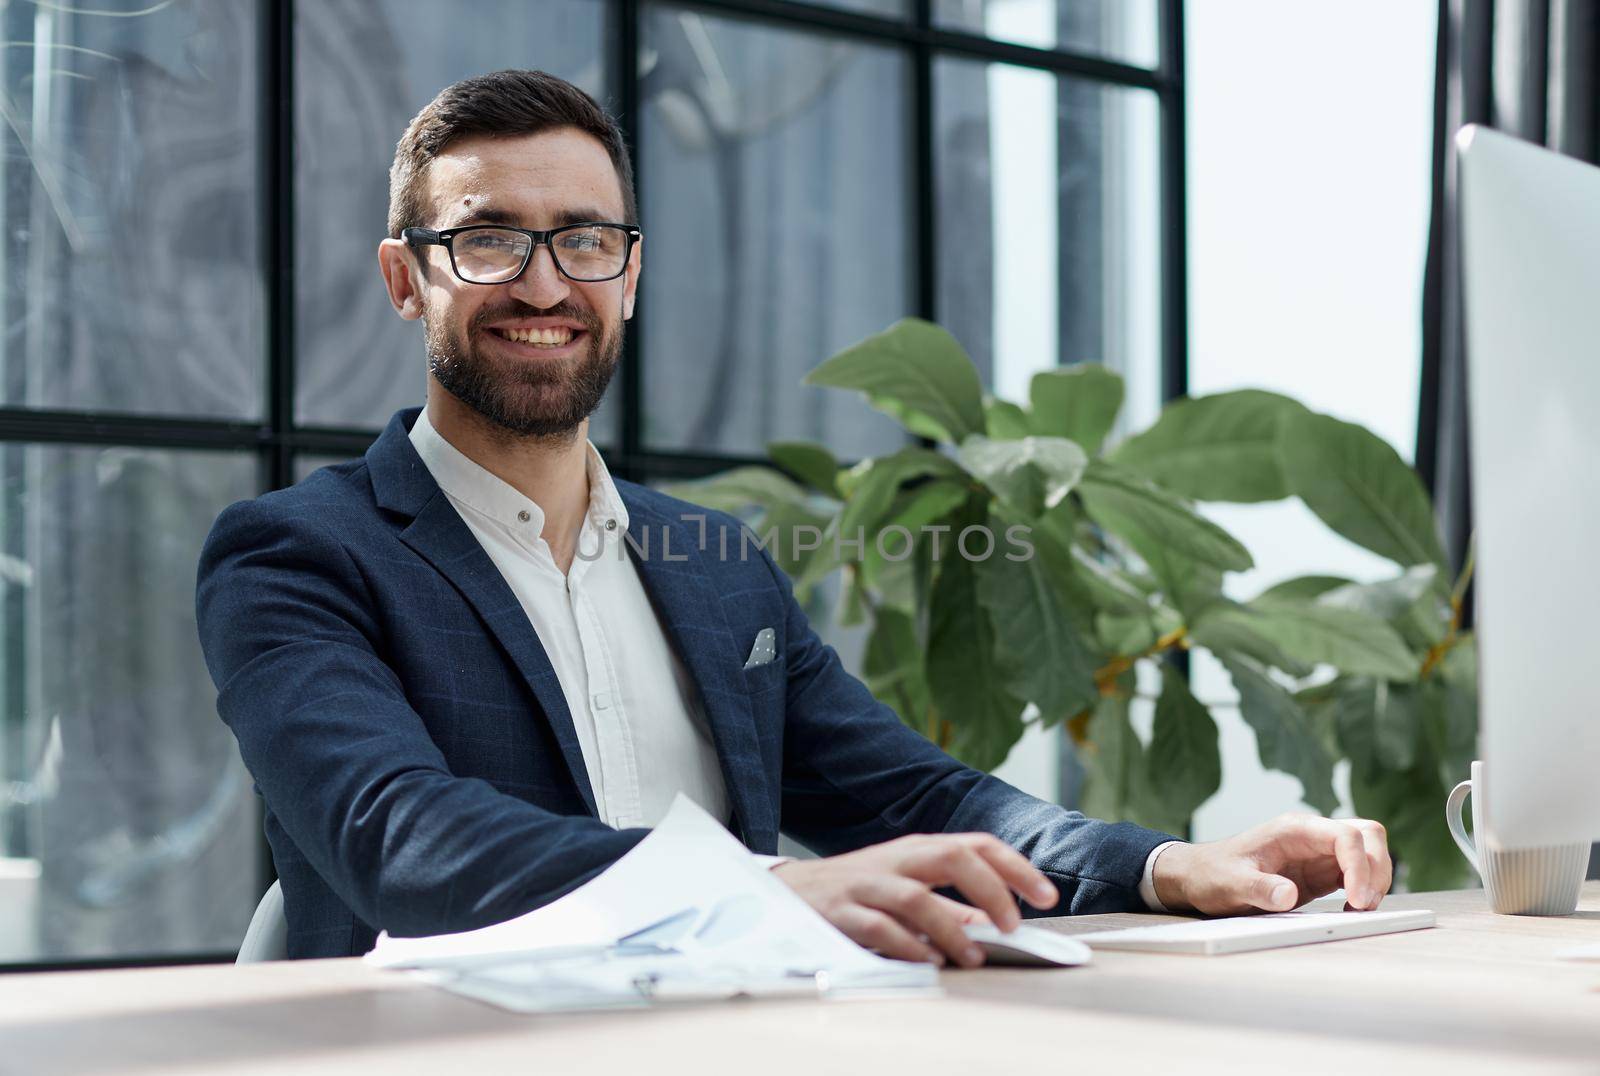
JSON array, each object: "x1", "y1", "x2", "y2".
[{"x1": 423, "y1": 296, "x2": 620, "y2": 440}]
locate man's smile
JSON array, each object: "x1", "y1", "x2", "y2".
[{"x1": 482, "y1": 322, "x2": 589, "y2": 356}]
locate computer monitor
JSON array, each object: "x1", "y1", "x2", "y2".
[{"x1": 1459, "y1": 124, "x2": 1600, "y2": 848}]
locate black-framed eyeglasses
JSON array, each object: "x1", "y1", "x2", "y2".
[{"x1": 402, "y1": 222, "x2": 642, "y2": 285}]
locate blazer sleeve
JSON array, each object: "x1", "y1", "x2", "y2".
[
  {"x1": 762, "y1": 548, "x2": 1176, "y2": 915},
  {"x1": 195, "y1": 497, "x2": 645, "y2": 939}
]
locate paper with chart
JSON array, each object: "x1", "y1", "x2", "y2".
[{"x1": 365, "y1": 795, "x2": 940, "y2": 1012}]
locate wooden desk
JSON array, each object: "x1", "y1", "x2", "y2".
[{"x1": 5, "y1": 884, "x2": 1600, "y2": 1075}]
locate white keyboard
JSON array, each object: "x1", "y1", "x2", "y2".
[{"x1": 1075, "y1": 910, "x2": 1436, "y2": 956}]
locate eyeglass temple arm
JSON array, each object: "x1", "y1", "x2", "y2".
[{"x1": 402, "y1": 228, "x2": 443, "y2": 246}]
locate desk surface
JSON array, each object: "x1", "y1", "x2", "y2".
[{"x1": 4, "y1": 884, "x2": 1600, "y2": 1076}]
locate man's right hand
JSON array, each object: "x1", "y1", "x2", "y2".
[{"x1": 770, "y1": 833, "x2": 1059, "y2": 968}]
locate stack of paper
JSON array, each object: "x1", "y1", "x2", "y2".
[{"x1": 365, "y1": 796, "x2": 941, "y2": 1012}]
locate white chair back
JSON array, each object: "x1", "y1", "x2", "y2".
[{"x1": 236, "y1": 879, "x2": 287, "y2": 963}]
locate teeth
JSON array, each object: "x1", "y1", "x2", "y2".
[{"x1": 498, "y1": 327, "x2": 574, "y2": 346}]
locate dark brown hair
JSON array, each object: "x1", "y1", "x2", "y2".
[{"x1": 387, "y1": 69, "x2": 636, "y2": 238}]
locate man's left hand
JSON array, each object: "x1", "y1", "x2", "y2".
[{"x1": 1152, "y1": 814, "x2": 1392, "y2": 915}]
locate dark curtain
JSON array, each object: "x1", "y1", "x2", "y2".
[
  {"x1": 1418, "y1": 0, "x2": 1600, "y2": 575},
  {"x1": 1418, "y1": 0, "x2": 1600, "y2": 877}
]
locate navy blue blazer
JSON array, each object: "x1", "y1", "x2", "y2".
[{"x1": 196, "y1": 408, "x2": 1173, "y2": 958}]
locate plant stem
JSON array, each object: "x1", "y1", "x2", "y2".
[
  {"x1": 1068, "y1": 626, "x2": 1190, "y2": 744},
  {"x1": 1422, "y1": 538, "x2": 1477, "y2": 679},
  {"x1": 1092, "y1": 625, "x2": 1188, "y2": 696}
]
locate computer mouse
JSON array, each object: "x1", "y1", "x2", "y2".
[{"x1": 962, "y1": 923, "x2": 1093, "y2": 968}]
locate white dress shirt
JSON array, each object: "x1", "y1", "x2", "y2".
[
  {"x1": 410, "y1": 410, "x2": 729, "y2": 830},
  {"x1": 411, "y1": 409, "x2": 1175, "y2": 904}
]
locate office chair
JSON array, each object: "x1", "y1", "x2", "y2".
[{"x1": 236, "y1": 879, "x2": 287, "y2": 963}]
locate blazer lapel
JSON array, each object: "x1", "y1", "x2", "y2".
[
  {"x1": 368, "y1": 410, "x2": 598, "y2": 817},
  {"x1": 622, "y1": 496, "x2": 776, "y2": 847}
]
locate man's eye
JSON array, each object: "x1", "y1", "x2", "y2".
[{"x1": 559, "y1": 232, "x2": 602, "y2": 252}]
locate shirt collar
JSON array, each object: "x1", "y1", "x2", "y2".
[{"x1": 408, "y1": 409, "x2": 629, "y2": 535}]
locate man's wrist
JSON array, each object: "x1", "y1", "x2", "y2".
[{"x1": 1151, "y1": 841, "x2": 1194, "y2": 912}]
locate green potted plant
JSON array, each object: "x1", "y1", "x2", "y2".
[{"x1": 667, "y1": 319, "x2": 1477, "y2": 891}]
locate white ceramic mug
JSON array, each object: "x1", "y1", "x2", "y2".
[{"x1": 1446, "y1": 760, "x2": 1589, "y2": 915}]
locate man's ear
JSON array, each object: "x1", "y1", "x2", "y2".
[
  {"x1": 621, "y1": 235, "x2": 642, "y2": 321},
  {"x1": 378, "y1": 237, "x2": 424, "y2": 321}
]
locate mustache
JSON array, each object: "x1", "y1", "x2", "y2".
[{"x1": 471, "y1": 299, "x2": 602, "y2": 334}]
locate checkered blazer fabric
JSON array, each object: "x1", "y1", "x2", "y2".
[{"x1": 195, "y1": 408, "x2": 1175, "y2": 959}]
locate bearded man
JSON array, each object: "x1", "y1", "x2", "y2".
[{"x1": 196, "y1": 69, "x2": 1392, "y2": 962}]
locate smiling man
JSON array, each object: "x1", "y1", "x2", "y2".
[{"x1": 196, "y1": 69, "x2": 1393, "y2": 964}]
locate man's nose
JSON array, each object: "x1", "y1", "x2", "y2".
[{"x1": 508, "y1": 242, "x2": 570, "y2": 308}]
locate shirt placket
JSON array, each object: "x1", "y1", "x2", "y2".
[{"x1": 567, "y1": 529, "x2": 639, "y2": 829}]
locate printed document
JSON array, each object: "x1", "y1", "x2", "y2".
[{"x1": 365, "y1": 795, "x2": 940, "y2": 1012}]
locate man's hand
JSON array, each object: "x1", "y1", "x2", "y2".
[
  {"x1": 770, "y1": 833, "x2": 1058, "y2": 967},
  {"x1": 1153, "y1": 814, "x2": 1393, "y2": 915}
]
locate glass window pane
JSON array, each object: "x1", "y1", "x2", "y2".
[
  {"x1": 933, "y1": 0, "x2": 1160, "y2": 69},
  {"x1": 0, "y1": 447, "x2": 259, "y2": 962},
  {"x1": 0, "y1": 1, "x2": 261, "y2": 419},
  {"x1": 934, "y1": 58, "x2": 1162, "y2": 434},
  {"x1": 294, "y1": 0, "x2": 616, "y2": 445},
  {"x1": 1185, "y1": 3, "x2": 1437, "y2": 841},
  {"x1": 640, "y1": 8, "x2": 912, "y2": 458}
]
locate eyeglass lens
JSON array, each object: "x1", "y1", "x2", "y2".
[{"x1": 452, "y1": 225, "x2": 629, "y2": 283}]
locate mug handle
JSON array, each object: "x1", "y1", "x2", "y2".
[{"x1": 1446, "y1": 780, "x2": 1480, "y2": 875}]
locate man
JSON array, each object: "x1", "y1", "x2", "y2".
[{"x1": 196, "y1": 70, "x2": 1391, "y2": 964}]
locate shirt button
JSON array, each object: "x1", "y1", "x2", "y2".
[
  {"x1": 517, "y1": 510, "x2": 531, "y2": 523},
  {"x1": 605, "y1": 518, "x2": 617, "y2": 531}
]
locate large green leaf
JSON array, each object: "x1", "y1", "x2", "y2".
[
  {"x1": 1333, "y1": 678, "x2": 1421, "y2": 772},
  {"x1": 1252, "y1": 574, "x2": 1354, "y2": 609},
  {"x1": 863, "y1": 606, "x2": 931, "y2": 726},
  {"x1": 1081, "y1": 685, "x2": 1151, "y2": 826},
  {"x1": 660, "y1": 465, "x2": 806, "y2": 515},
  {"x1": 1080, "y1": 671, "x2": 1186, "y2": 833},
  {"x1": 1141, "y1": 544, "x2": 1228, "y2": 624},
  {"x1": 1248, "y1": 604, "x2": 1420, "y2": 682},
  {"x1": 975, "y1": 505, "x2": 1099, "y2": 720},
  {"x1": 957, "y1": 434, "x2": 1087, "y2": 518},
  {"x1": 1028, "y1": 364, "x2": 1125, "y2": 454},
  {"x1": 858, "y1": 479, "x2": 969, "y2": 584},
  {"x1": 1280, "y1": 410, "x2": 1447, "y2": 568},
  {"x1": 766, "y1": 441, "x2": 841, "y2": 498},
  {"x1": 1070, "y1": 547, "x2": 1152, "y2": 616},
  {"x1": 927, "y1": 550, "x2": 1026, "y2": 771},
  {"x1": 1420, "y1": 636, "x2": 1478, "y2": 789},
  {"x1": 1146, "y1": 665, "x2": 1222, "y2": 821},
  {"x1": 1078, "y1": 463, "x2": 1254, "y2": 573},
  {"x1": 837, "y1": 448, "x2": 963, "y2": 553},
  {"x1": 805, "y1": 318, "x2": 986, "y2": 443},
  {"x1": 1189, "y1": 603, "x2": 1312, "y2": 677},
  {"x1": 1317, "y1": 565, "x2": 1440, "y2": 618},
  {"x1": 1111, "y1": 389, "x2": 1306, "y2": 502},
  {"x1": 1097, "y1": 612, "x2": 1157, "y2": 654},
  {"x1": 984, "y1": 397, "x2": 1032, "y2": 439},
  {"x1": 1318, "y1": 565, "x2": 1448, "y2": 650},
  {"x1": 1221, "y1": 656, "x2": 1338, "y2": 814}
]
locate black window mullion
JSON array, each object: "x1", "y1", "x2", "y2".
[
  {"x1": 1158, "y1": 0, "x2": 1187, "y2": 403},
  {"x1": 615, "y1": 0, "x2": 645, "y2": 485},
  {"x1": 264, "y1": 0, "x2": 296, "y2": 492},
  {"x1": 912, "y1": 0, "x2": 936, "y2": 322}
]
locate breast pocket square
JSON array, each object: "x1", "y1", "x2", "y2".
[{"x1": 743, "y1": 627, "x2": 777, "y2": 669}]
